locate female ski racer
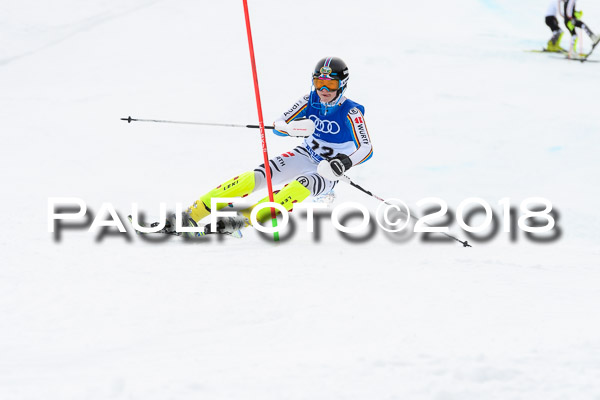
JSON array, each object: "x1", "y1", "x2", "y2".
[
  {"x1": 562, "y1": 0, "x2": 600, "y2": 55},
  {"x1": 545, "y1": 0, "x2": 564, "y2": 52},
  {"x1": 170, "y1": 57, "x2": 374, "y2": 235}
]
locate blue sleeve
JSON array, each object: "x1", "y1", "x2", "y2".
[{"x1": 272, "y1": 128, "x2": 289, "y2": 137}]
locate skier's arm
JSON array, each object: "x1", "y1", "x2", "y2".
[
  {"x1": 273, "y1": 119, "x2": 315, "y2": 137},
  {"x1": 272, "y1": 94, "x2": 309, "y2": 136},
  {"x1": 318, "y1": 109, "x2": 373, "y2": 180},
  {"x1": 317, "y1": 154, "x2": 352, "y2": 180},
  {"x1": 345, "y1": 107, "x2": 373, "y2": 167}
]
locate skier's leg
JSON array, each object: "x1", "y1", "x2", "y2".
[
  {"x1": 251, "y1": 149, "x2": 318, "y2": 190},
  {"x1": 241, "y1": 179, "x2": 312, "y2": 224},
  {"x1": 187, "y1": 147, "x2": 320, "y2": 223},
  {"x1": 294, "y1": 173, "x2": 337, "y2": 197},
  {"x1": 242, "y1": 172, "x2": 337, "y2": 224},
  {"x1": 545, "y1": 16, "x2": 559, "y2": 31},
  {"x1": 573, "y1": 19, "x2": 599, "y2": 44},
  {"x1": 241, "y1": 148, "x2": 338, "y2": 224},
  {"x1": 549, "y1": 32, "x2": 564, "y2": 51},
  {"x1": 187, "y1": 171, "x2": 256, "y2": 223},
  {"x1": 564, "y1": 16, "x2": 579, "y2": 53},
  {"x1": 546, "y1": 16, "x2": 563, "y2": 51}
]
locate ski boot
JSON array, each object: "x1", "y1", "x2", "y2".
[
  {"x1": 568, "y1": 36, "x2": 579, "y2": 58},
  {"x1": 165, "y1": 210, "x2": 200, "y2": 237},
  {"x1": 547, "y1": 30, "x2": 564, "y2": 52},
  {"x1": 203, "y1": 213, "x2": 249, "y2": 236}
]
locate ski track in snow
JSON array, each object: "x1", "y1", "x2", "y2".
[{"x1": 1, "y1": 1, "x2": 600, "y2": 399}]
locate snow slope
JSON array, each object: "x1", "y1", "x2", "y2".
[{"x1": 1, "y1": 1, "x2": 600, "y2": 399}]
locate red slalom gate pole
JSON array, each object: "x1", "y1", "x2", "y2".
[{"x1": 242, "y1": 0, "x2": 279, "y2": 241}]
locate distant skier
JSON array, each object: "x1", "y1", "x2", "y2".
[
  {"x1": 545, "y1": 0, "x2": 565, "y2": 52},
  {"x1": 562, "y1": 0, "x2": 600, "y2": 55},
  {"x1": 169, "y1": 57, "x2": 374, "y2": 235}
]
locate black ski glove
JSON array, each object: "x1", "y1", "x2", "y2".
[{"x1": 329, "y1": 153, "x2": 352, "y2": 176}]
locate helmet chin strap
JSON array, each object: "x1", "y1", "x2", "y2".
[{"x1": 320, "y1": 86, "x2": 347, "y2": 115}]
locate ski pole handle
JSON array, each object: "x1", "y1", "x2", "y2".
[{"x1": 121, "y1": 116, "x2": 274, "y2": 130}]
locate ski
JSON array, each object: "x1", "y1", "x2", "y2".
[
  {"x1": 127, "y1": 215, "x2": 178, "y2": 236},
  {"x1": 579, "y1": 39, "x2": 600, "y2": 62},
  {"x1": 562, "y1": 40, "x2": 600, "y2": 63},
  {"x1": 127, "y1": 215, "x2": 207, "y2": 238},
  {"x1": 525, "y1": 48, "x2": 567, "y2": 54},
  {"x1": 559, "y1": 55, "x2": 600, "y2": 63},
  {"x1": 127, "y1": 215, "x2": 244, "y2": 238},
  {"x1": 526, "y1": 47, "x2": 599, "y2": 62},
  {"x1": 204, "y1": 228, "x2": 244, "y2": 239},
  {"x1": 202, "y1": 217, "x2": 246, "y2": 239}
]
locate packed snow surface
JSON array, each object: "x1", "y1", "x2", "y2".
[{"x1": 1, "y1": 1, "x2": 599, "y2": 399}]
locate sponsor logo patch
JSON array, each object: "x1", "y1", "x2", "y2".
[
  {"x1": 309, "y1": 115, "x2": 340, "y2": 135},
  {"x1": 296, "y1": 176, "x2": 310, "y2": 187}
]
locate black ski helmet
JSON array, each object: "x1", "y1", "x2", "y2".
[{"x1": 312, "y1": 57, "x2": 349, "y2": 92}]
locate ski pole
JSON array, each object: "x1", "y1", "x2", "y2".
[
  {"x1": 120, "y1": 116, "x2": 274, "y2": 130},
  {"x1": 337, "y1": 173, "x2": 472, "y2": 248}
]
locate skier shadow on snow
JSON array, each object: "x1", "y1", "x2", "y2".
[
  {"x1": 52, "y1": 207, "x2": 136, "y2": 243},
  {"x1": 256, "y1": 210, "x2": 402, "y2": 244}
]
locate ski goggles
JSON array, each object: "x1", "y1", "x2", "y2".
[{"x1": 313, "y1": 78, "x2": 340, "y2": 91}]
